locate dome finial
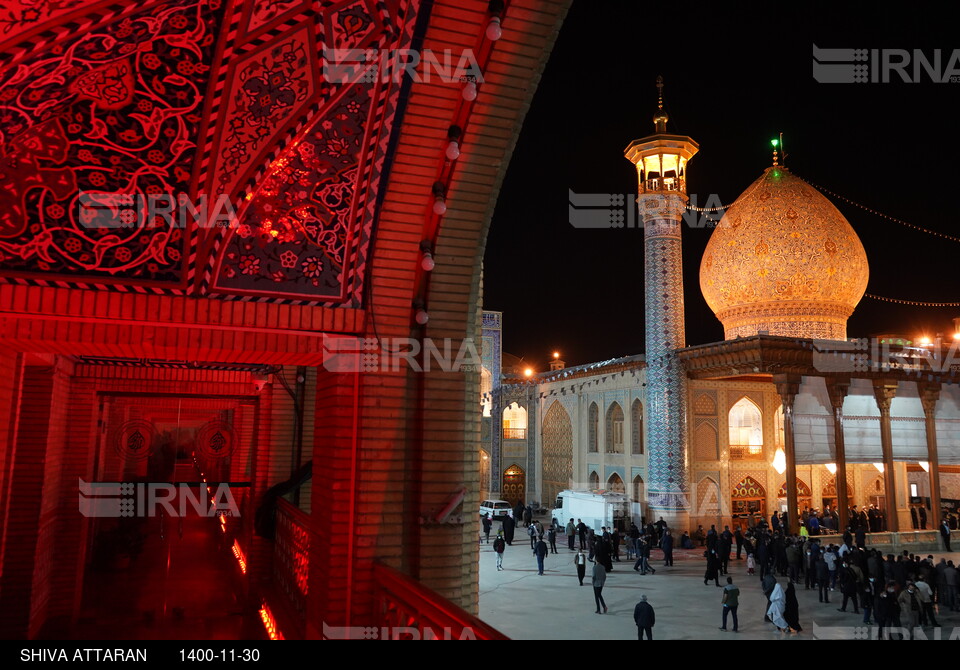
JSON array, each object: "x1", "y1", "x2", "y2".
[{"x1": 653, "y1": 75, "x2": 668, "y2": 133}]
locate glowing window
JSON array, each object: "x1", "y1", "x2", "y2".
[{"x1": 729, "y1": 397, "x2": 763, "y2": 460}]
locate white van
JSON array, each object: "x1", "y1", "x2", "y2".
[
  {"x1": 551, "y1": 490, "x2": 634, "y2": 532},
  {"x1": 479, "y1": 499, "x2": 512, "y2": 519}
]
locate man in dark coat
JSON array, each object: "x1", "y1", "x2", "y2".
[
  {"x1": 855, "y1": 525, "x2": 866, "y2": 550},
  {"x1": 756, "y1": 535, "x2": 770, "y2": 579},
  {"x1": 577, "y1": 519, "x2": 587, "y2": 550},
  {"x1": 662, "y1": 530, "x2": 674, "y2": 567},
  {"x1": 734, "y1": 526, "x2": 745, "y2": 559},
  {"x1": 633, "y1": 594, "x2": 655, "y2": 640},
  {"x1": 942, "y1": 519, "x2": 952, "y2": 552},
  {"x1": 918, "y1": 506, "x2": 927, "y2": 530}
]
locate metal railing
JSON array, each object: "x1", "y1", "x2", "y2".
[
  {"x1": 373, "y1": 563, "x2": 509, "y2": 640},
  {"x1": 729, "y1": 445, "x2": 764, "y2": 460},
  {"x1": 502, "y1": 427, "x2": 526, "y2": 440},
  {"x1": 274, "y1": 498, "x2": 310, "y2": 625}
]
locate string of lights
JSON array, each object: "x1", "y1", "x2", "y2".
[
  {"x1": 685, "y1": 202, "x2": 728, "y2": 213},
  {"x1": 864, "y1": 293, "x2": 960, "y2": 308},
  {"x1": 798, "y1": 175, "x2": 960, "y2": 244}
]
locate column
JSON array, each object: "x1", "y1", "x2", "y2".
[
  {"x1": 774, "y1": 374, "x2": 800, "y2": 535},
  {"x1": 918, "y1": 382, "x2": 942, "y2": 530},
  {"x1": 872, "y1": 381, "x2": 899, "y2": 533},
  {"x1": 0, "y1": 362, "x2": 68, "y2": 638},
  {"x1": 826, "y1": 379, "x2": 850, "y2": 531},
  {"x1": 641, "y1": 192, "x2": 690, "y2": 534}
]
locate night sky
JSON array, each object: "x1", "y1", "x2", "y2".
[{"x1": 483, "y1": 1, "x2": 960, "y2": 370}]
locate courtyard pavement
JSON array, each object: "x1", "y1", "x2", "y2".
[{"x1": 477, "y1": 533, "x2": 960, "y2": 641}]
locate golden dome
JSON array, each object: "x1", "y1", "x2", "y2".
[{"x1": 699, "y1": 167, "x2": 869, "y2": 340}]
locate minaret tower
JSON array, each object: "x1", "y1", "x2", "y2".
[{"x1": 624, "y1": 77, "x2": 698, "y2": 532}]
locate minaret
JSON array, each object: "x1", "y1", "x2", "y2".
[{"x1": 624, "y1": 77, "x2": 698, "y2": 533}]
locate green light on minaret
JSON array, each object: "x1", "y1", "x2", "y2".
[{"x1": 771, "y1": 139, "x2": 779, "y2": 148}]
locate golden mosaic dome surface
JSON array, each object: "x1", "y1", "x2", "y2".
[{"x1": 699, "y1": 167, "x2": 869, "y2": 340}]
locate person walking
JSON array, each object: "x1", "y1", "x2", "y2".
[
  {"x1": 592, "y1": 561, "x2": 608, "y2": 614},
  {"x1": 482, "y1": 514, "x2": 492, "y2": 544},
  {"x1": 493, "y1": 532, "x2": 505, "y2": 571},
  {"x1": 837, "y1": 560, "x2": 860, "y2": 613},
  {"x1": 767, "y1": 583, "x2": 790, "y2": 633},
  {"x1": 528, "y1": 523, "x2": 537, "y2": 551},
  {"x1": 941, "y1": 519, "x2": 952, "y2": 552},
  {"x1": 575, "y1": 548, "x2": 587, "y2": 586},
  {"x1": 704, "y1": 549, "x2": 720, "y2": 587},
  {"x1": 502, "y1": 512, "x2": 515, "y2": 546},
  {"x1": 566, "y1": 518, "x2": 576, "y2": 551},
  {"x1": 784, "y1": 582, "x2": 802, "y2": 633},
  {"x1": 633, "y1": 535, "x2": 647, "y2": 573},
  {"x1": 640, "y1": 535, "x2": 655, "y2": 575},
  {"x1": 633, "y1": 594, "x2": 655, "y2": 640},
  {"x1": 534, "y1": 536, "x2": 549, "y2": 575},
  {"x1": 577, "y1": 519, "x2": 587, "y2": 550},
  {"x1": 734, "y1": 526, "x2": 744, "y2": 560},
  {"x1": 762, "y1": 573, "x2": 777, "y2": 622},
  {"x1": 719, "y1": 576, "x2": 740, "y2": 632},
  {"x1": 548, "y1": 526, "x2": 558, "y2": 554}
]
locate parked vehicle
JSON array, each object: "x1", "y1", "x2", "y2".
[
  {"x1": 479, "y1": 499, "x2": 512, "y2": 519},
  {"x1": 551, "y1": 490, "x2": 636, "y2": 532}
]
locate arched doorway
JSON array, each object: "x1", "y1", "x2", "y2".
[
  {"x1": 821, "y1": 474, "x2": 854, "y2": 510},
  {"x1": 502, "y1": 464, "x2": 526, "y2": 506},
  {"x1": 778, "y1": 479, "x2": 812, "y2": 516},
  {"x1": 541, "y1": 401, "x2": 573, "y2": 507},
  {"x1": 607, "y1": 472, "x2": 625, "y2": 494},
  {"x1": 633, "y1": 475, "x2": 645, "y2": 505},
  {"x1": 731, "y1": 476, "x2": 766, "y2": 521}
]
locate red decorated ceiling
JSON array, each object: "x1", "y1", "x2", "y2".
[{"x1": 0, "y1": 0, "x2": 424, "y2": 306}]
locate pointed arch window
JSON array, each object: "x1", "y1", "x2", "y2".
[{"x1": 728, "y1": 397, "x2": 763, "y2": 460}]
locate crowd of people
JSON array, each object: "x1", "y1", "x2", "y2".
[
  {"x1": 697, "y1": 519, "x2": 959, "y2": 638},
  {"x1": 485, "y1": 503, "x2": 958, "y2": 638}
]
